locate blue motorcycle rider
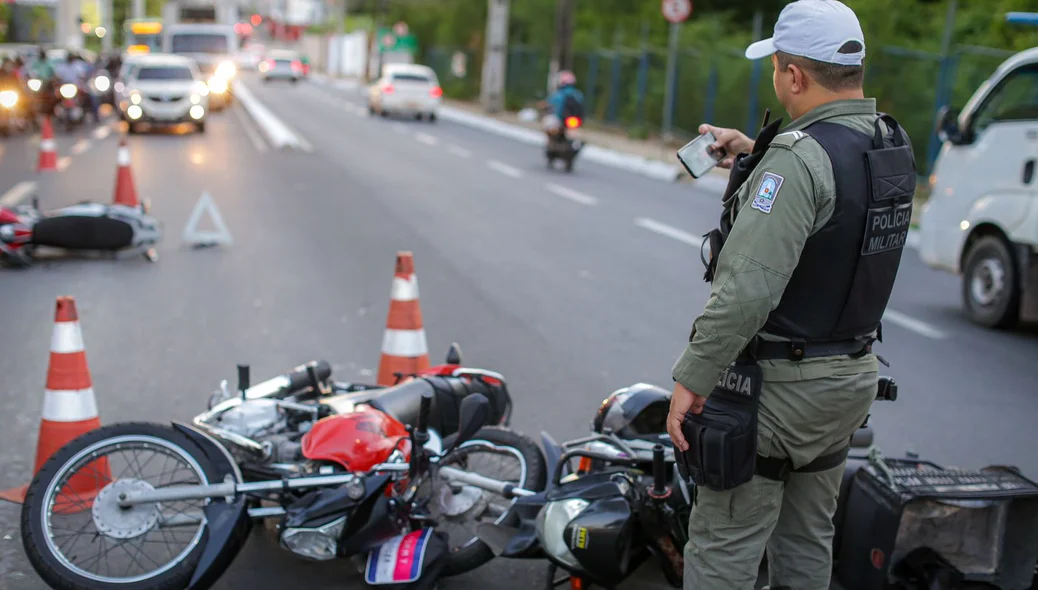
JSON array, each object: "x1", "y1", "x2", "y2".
[{"x1": 540, "y1": 70, "x2": 585, "y2": 129}]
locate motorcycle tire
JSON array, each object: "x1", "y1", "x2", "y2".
[
  {"x1": 437, "y1": 426, "x2": 547, "y2": 577},
  {"x1": 21, "y1": 422, "x2": 239, "y2": 590}
]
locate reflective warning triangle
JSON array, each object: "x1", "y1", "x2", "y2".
[{"x1": 182, "y1": 192, "x2": 233, "y2": 247}]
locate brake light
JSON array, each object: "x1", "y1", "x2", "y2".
[
  {"x1": 565, "y1": 116, "x2": 582, "y2": 129},
  {"x1": 382, "y1": 84, "x2": 394, "y2": 94},
  {"x1": 291, "y1": 60, "x2": 302, "y2": 72},
  {"x1": 430, "y1": 86, "x2": 442, "y2": 98}
]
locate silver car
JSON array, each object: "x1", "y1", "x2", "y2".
[
  {"x1": 119, "y1": 54, "x2": 210, "y2": 134},
  {"x1": 260, "y1": 50, "x2": 304, "y2": 83}
]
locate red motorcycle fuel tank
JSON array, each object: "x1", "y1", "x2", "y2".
[{"x1": 301, "y1": 407, "x2": 411, "y2": 472}]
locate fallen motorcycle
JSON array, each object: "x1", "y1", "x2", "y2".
[
  {"x1": 476, "y1": 378, "x2": 1038, "y2": 590},
  {"x1": 0, "y1": 199, "x2": 161, "y2": 267},
  {"x1": 20, "y1": 352, "x2": 547, "y2": 590}
]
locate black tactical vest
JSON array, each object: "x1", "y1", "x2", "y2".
[{"x1": 703, "y1": 113, "x2": 916, "y2": 344}]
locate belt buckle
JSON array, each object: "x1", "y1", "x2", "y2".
[{"x1": 789, "y1": 341, "x2": 806, "y2": 361}]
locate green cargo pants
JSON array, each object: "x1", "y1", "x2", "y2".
[{"x1": 683, "y1": 371, "x2": 878, "y2": 590}]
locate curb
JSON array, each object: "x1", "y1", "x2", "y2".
[{"x1": 232, "y1": 81, "x2": 310, "y2": 151}]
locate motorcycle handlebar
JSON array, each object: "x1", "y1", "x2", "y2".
[
  {"x1": 415, "y1": 391, "x2": 433, "y2": 437},
  {"x1": 284, "y1": 360, "x2": 332, "y2": 395},
  {"x1": 877, "y1": 376, "x2": 897, "y2": 402}
]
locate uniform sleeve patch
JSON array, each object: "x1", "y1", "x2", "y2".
[{"x1": 750, "y1": 172, "x2": 784, "y2": 214}]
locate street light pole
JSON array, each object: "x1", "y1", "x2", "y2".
[
  {"x1": 547, "y1": 0, "x2": 575, "y2": 94},
  {"x1": 480, "y1": 0, "x2": 510, "y2": 113}
]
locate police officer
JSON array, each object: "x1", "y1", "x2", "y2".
[{"x1": 665, "y1": 1, "x2": 916, "y2": 589}]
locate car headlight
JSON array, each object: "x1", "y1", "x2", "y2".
[
  {"x1": 535, "y1": 498, "x2": 588, "y2": 569},
  {"x1": 215, "y1": 61, "x2": 236, "y2": 80},
  {"x1": 28, "y1": 78, "x2": 42, "y2": 92},
  {"x1": 280, "y1": 516, "x2": 345, "y2": 561},
  {"x1": 130, "y1": 92, "x2": 142, "y2": 105},
  {"x1": 0, "y1": 90, "x2": 17, "y2": 109},
  {"x1": 93, "y1": 75, "x2": 110, "y2": 92},
  {"x1": 208, "y1": 76, "x2": 228, "y2": 94},
  {"x1": 189, "y1": 105, "x2": 205, "y2": 120},
  {"x1": 127, "y1": 105, "x2": 143, "y2": 120},
  {"x1": 59, "y1": 84, "x2": 78, "y2": 99},
  {"x1": 194, "y1": 82, "x2": 210, "y2": 97}
]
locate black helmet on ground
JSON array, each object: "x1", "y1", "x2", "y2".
[{"x1": 591, "y1": 383, "x2": 671, "y2": 440}]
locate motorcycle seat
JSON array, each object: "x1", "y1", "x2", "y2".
[
  {"x1": 32, "y1": 214, "x2": 134, "y2": 251},
  {"x1": 361, "y1": 376, "x2": 509, "y2": 436}
]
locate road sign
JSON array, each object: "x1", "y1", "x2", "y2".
[{"x1": 661, "y1": 0, "x2": 692, "y2": 23}]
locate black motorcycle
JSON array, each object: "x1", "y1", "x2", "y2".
[
  {"x1": 543, "y1": 107, "x2": 584, "y2": 173},
  {"x1": 476, "y1": 378, "x2": 1038, "y2": 590}
]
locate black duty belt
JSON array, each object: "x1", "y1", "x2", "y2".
[
  {"x1": 756, "y1": 445, "x2": 850, "y2": 482},
  {"x1": 746, "y1": 337, "x2": 873, "y2": 362}
]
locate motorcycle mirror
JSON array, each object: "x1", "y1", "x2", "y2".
[
  {"x1": 448, "y1": 393, "x2": 490, "y2": 453},
  {"x1": 446, "y1": 342, "x2": 463, "y2": 365}
]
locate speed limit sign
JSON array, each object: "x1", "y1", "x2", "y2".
[{"x1": 661, "y1": 0, "x2": 692, "y2": 23}]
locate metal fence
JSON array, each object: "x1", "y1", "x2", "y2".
[{"x1": 423, "y1": 42, "x2": 1016, "y2": 174}]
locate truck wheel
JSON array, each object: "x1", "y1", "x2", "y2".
[{"x1": 962, "y1": 236, "x2": 1021, "y2": 328}]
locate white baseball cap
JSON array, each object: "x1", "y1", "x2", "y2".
[{"x1": 745, "y1": 0, "x2": 866, "y2": 67}]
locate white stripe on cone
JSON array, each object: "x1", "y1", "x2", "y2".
[
  {"x1": 390, "y1": 275, "x2": 419, "y2": 302},
  {"x1": 40, "y1": 139, "x2": 56, "y2": 152},
  {"x1": 117, "y1": 147, "x2": 131, "y2": 166},
  {"x1": 42, "y1": 388, "x2": 99, "y2": 422},
  {"x1": 381, "y1": 329, "x2": 429, "y2": 357},
  {"x1": 50, "y1": 322, "x2": 85, "y2": 354}
]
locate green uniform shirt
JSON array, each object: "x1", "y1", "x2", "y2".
[
  {"x1": 30, "y1": 59, "x2": 55, "y2": 80},
  {"x1": 672, "y1": 98, "x2": 883, "y2": 396}
]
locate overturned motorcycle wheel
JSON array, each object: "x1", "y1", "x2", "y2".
[
  {"x1": 21, "y1": 422, "x2": 238, "y2": 590},
  {"x1": 435, "y1": 427, "x2": 547, "y2": 577}
]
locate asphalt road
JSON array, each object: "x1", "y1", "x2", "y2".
[{"x1": 0, "y1": 74, "x2": 1035, "y2": 590}]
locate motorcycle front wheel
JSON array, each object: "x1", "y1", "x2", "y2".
[
  {"x1": 432, "y1": 426, "x2": 547, "y2": 577},
  {"x1": 21, "y1": 422, "x2": 230, "y2": 590}
]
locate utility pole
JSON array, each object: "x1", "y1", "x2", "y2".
[
  {"x1": 99, "y1": 0, "x2": 113, "y2": 51},
  {"x1": 547, "y1": 0, "x2": 575, "y2": 94},
  {"x1": 56, "y1": 0, "x2": 83, "y2": 49},
  {"x1": 480, "y1": 0, "x2": 510, "y2": 113},
  {"x1": 132, "y1": 0, "x2": 145, "y2": 19}
]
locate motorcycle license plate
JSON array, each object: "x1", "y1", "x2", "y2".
[{"x1": 364, "y1": 528, "x2": 433, "y2": 585}]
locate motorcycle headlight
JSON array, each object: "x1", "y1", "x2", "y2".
[
  {"x1": 0, "y1": 90, "x2": 17, "y2": 108},
  {"x1": 59, "y1": 84, "x2": 78, "y2": 99},
  {"x1": 28, "y1": 78, "x2": 42, "y2": 92},
  {"x1": 535, "y1": 498, "x2": 589, "y2": 569},
  {"x1": 215, "y1": 61, "x2": 236, "y2": 80},
  {"x1": 130, "y1": 92, "x2": 142, "y2": 105},
  {"x1": 208, "y1": 76, "x2": 228, "y2": 94},
  {"x1": 280, "y1": 516, "x2": 346, "y2": 561},
  {"x1": 94, "y1": 75, "x2": 110, "y2": 92}
]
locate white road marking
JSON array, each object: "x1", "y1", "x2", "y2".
[
  {"x1": 414, "y1": 132, "x2": 440, "y2": 146},
  {"x1": 0, "y1": 181, "x2": 36, "y2": 207},
  {"x1": 56, "y1": 156, "x2": 71, "y2": 171},
  {"x1": 91, "y1": 125, "x2": 111, "y2": 140},
  {"x1": 70, "y1": 139, "x2": 90, "y2": 155},
  {"x1": 634, "y1": 217, "x2": 705, "y2": 248},
  {"x1": 448, "y1": 145, "x2": 472, "y2": 158},
  {"x1": 232, "y1": 102, "x2": 269, "y2": 153},
  {"x1": 487, "y1": 160, "x2": 523, "y2": 179},
  {"x1": 882, "y1": 309, "x2": 947, "y2": 340},
  {"x1": 546, "y1": 183, "x2": 598, "y2": 206}
]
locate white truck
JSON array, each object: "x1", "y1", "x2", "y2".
[{"x1": 919, "y1": 44, "x2": 1038, "y2": 328}]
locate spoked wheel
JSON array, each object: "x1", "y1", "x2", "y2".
[
  {"x1": 430, "y1": 427, "x2": 546, "y2": 577},
  {"x1": 21, "y1": 423, "x2": 226, "y2": 590}
]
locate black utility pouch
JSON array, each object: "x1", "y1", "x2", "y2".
[
  {"x1": 861, "y1": 114, "x2": 917, "y2": 257},
  {"x1": 675, "y1": 358, "x2": 762, "y2": 492}
]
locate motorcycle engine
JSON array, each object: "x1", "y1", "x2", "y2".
[{"x1": 215, "y1": 399, "x2": 285, "y2": 438}]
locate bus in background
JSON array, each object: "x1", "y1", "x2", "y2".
[
  {"x1": 163, "y1": 23, "x2": 238, "y2": 110},
  {"x1": 122, "y1": 19, "x2": 163, "y2": 55}
]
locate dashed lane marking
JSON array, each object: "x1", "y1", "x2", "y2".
[
  {"x1": 0, "y1": 181, "x2": 36, "y2": 207},
  {"x1": 487, "y1": 160, "x2": 523, "y2": 179},
  {"x1": 882, "y1": 309, "x2": 947, "y2": 340},
  {"x1": 448, "y1": 145, "x2": 472, "y2": 158},
  {"x1": 92, "y1": 125, "x2": 111, "y2": 140},
  {"x1": 634, "y1": 217, "x2": 704, "y2": 248},
  {"x1": 415, "y1": 132, "x2": 440, "y2": 146},
  {"x1": 546, "y1": 183, "x2": 598, "y2": 206},
  {"x1": 70, "y1": 139, "x2": 90, "y2": 155},
  {"x1": 56, "y1": 156, "x2": 71, "y2": 171}
]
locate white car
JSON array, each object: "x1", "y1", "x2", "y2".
[
  {"x1": 367, "y1": 64, "x2": 442, "y2": 122},
  {"x1": 118, "y1": 54, "x2": 210, "y2": 134},
  {"x1": 259, "y1": 49, "x2": 303, "y2": 83}
]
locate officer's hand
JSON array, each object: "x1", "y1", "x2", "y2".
[
  {"x1": 699, "y1": 124, "x2": 753, "y2": 169},
  {"x1": 667, "y1": 381, "x2": 707, "y2": 452}
]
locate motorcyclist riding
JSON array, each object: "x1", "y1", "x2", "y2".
[{"x1": 540, "y1": 70, "x2": 585, "y2": 129}]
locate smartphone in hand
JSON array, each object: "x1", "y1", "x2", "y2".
[{"x1": 676, "y1": 132, "x2": 727, "y2": 179}]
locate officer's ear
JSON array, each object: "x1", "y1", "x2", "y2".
[{"x1": 787, "y1": 62, "x2": 809, "y2": 95}]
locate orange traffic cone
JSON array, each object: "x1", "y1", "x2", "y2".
[
  {"x1": 36, "y1": 116, "x2": 57, "y2": 172},
  {"x1": 0, "y1": 296, "x2": 109, "y2": 509},
  {"x1": 376, "y1": 252, "x2": 431, "y2": 385},
  {"x1": 112, "y1": 137, "x2": 139, "y2": 208}
]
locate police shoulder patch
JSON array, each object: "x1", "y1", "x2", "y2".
[{"x1": 750, "y1": 171, "x2": 784, "y2": 214}]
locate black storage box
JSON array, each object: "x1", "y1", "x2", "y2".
[{"x1": 835, "y1": 458, "x2": 1038, "y2": 590}]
